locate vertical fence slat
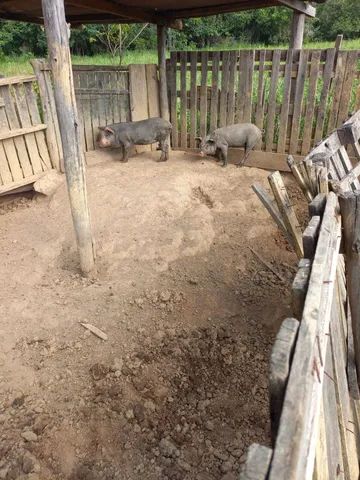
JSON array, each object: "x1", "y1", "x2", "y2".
[
  {"x1": 169, "y1": 52, "x2": 178, "y2": 148},
  {"x1": 337, "y1": 51, "x2": 359, "y2": 127},
  {"x1": 327, "y1": 51, "x2": 348, "y2": 133},
  {"x1": 13, "y1": 83, "x2": 43, "y2": 173},
  {"x1": 265, "y1": 49, "x2": 281, "y2": 152},
  {"x1": 236, "y1": 50, "x2": 246, "y2": 122},
  {"x1": 200, "y1": 51, "x2": 209, "y2": 139},
  {"x1": 301, "y1": 50, "x2": 321, "y2": 155},
  {"x1": 277, "y1": 49, "x2": 294, "y2": 153},
  {"x1": 219, "y1": 51, "x2": 230, "y2": 127},
  {"x1": 314, "y1": 49, "x2": 336, "y2": 144},
  {"x1": 180, "y1": 51, "x2": 187, "y2": 148},
  {"x1": 209, "y1": 51, "x2": 220, "y2": 133},
  {"x1": 289, "y1": 50, "x2": 309, "y2": 154},
  {"x1": 227, "y1": 51, "x2": 237, "y2": 126},
  {"x1": 255, "y1": 50, "x2": 266, "y2": 149},
  {"x1": 24, "y1": 82, "x2": 52, "y2": 170},
  {"x1": 189, "y1": 51, "x2": 198, "y2": 147},
  {"x1": 0, "y1": 101, "x2": 14, "y2": 184},
  {"x1": 0, "y1": 85, "x2": 33, "y2": 180},
  {"x1": 243, "y1": 50, "x2": 255, "y2": 123}
]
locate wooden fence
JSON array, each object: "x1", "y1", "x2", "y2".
[
  {"x1": 0, "y1": 74, "x2": 55, "y2": 194},
  {"x1": 244, "y1": 110, "x2": 360, "y2": 479},
  {"x1": 168, "y1": 48, "x2": 360, "y2": 166},
  {"x1": 72, "y1": 64, "x2": 161, "y2": 153}
]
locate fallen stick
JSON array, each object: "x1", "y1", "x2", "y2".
[
  {"x1": 249, "y1": 247, "x2": 286, "y2": 283},
  {"x1": 80, "y1": 322, "x2": 108, "y2": 341}
]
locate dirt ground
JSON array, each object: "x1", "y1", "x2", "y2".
[{"x1": 0, "y1": 150, "x2": 301, "y2": 480}]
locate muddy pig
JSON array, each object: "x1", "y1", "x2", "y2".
[
  {"x1": 197, "y1": 123, "x2": 262, "y2": 167},
  {"x1": 97, "y1": 117, "x2": 172, "y2": 162}
]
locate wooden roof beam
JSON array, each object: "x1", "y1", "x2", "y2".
[
  {"x1": 277, "y1": 0, "x2": 316, "y2": 17},
  {"x1": 67, "y1": 0, "x2": 183, "y2": 29},
  {"x1": 164, "y1": 0, "x2": 278, "y2": 19}
]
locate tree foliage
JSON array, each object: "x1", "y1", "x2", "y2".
[{"x1": 0, "y1": 0, "x2": 358, "y2": 57}]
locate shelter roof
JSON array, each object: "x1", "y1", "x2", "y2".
[{"x1": 0, "y1": 0, "x2": 318, "y2": 26}]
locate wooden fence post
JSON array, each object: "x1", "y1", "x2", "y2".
[
  {"x1": 157, "y1": 25, "x2": 170, "y2": 121},
  {"x1": 339, "y1": 191, "x2": 360, "y2": 385},
  {"x1": 41, "y1": 0, "x2": 95, "y2": 275},
  {"x1": 290, "y1": 12, "x2": 305, "y2": 49}
]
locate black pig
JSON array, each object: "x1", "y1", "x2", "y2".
[
  {"x1": 197, "y1": 123, "x2": 262, "y2": 167},
  {"x1": 97, "y1": 117, "x2": 172, "y2": 162}
]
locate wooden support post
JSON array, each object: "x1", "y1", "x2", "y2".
[
  {"x1": 290, "y1": 12, "x2": 305, "y2": 50},
  {"x1": 41, "y1": 0, "x2": 95, "y2": 275},
  {"x1": 157, "y1": 24, "x2": 169, "y2": 122},
  {"x1": 339, "y1": 191, "x2": 360, "y2": 385}
]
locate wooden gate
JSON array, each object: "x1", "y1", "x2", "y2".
[
  {"x1": 168, "y1": 48, "x2": 360, "y2": 167},
  {"x1": 0, "y1": 75, "x2": 55, "y2": 194}
]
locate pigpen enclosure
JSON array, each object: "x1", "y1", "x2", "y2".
[{"x1": 2, "y1": 43, "x2": 360, "y2": 479}]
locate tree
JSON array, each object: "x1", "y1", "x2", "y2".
[{"x1": 314, "y1": 0, "x2": 360, "y2": 40}]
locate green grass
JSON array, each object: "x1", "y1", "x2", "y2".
[{"x1": 1, "y1": 38, "x2": 360, "y2": 77}]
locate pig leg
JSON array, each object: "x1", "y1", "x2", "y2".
[
  {"x1": 157, "y1": 137, "x2": 169, "y2": 162},
  {"x1": 236, "y1": 144, "x2": 253, "y2": 167},
  {"x1": 218, "y1": 144, "x2": 228, "y2": 167},
  {"x1": 122, "y1": 142, "x2": 132, "y2": 162}
]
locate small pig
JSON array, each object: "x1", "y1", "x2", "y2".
[
  {"x1": 197, "y1": 123, "x2": 262, "y2": 167},
  {"x1": 97, "y1": 117, "x2": 172, "y2": 162}
]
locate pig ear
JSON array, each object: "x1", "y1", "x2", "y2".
[
  {"x1": 104, "y1": 126, "x2": 115, "y2": 135},
  {"x1": 98, "y1": 126, "x2": 105, "y2": 131},
  {"x1": 195, "y1": 136, "x2": 202, "y2": 142},
  {"x1": 207, "y1": 138, "x2": 215, "y2": 143}
]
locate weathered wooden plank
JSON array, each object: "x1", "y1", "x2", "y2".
[
  {"x1": 31, "y1": 59, "x2": 62, "y2": 170},
  {"x1": 243, "y1": 50, "x2": 255, "y2": 123},
  {"x1": 337, "y1": 51, "x2": 358, "y2": 127},
  {"x1": 314, "y1": 397, "x2": 329, "y2": 480},
  {"x1": 269, "y1": 317, "x2": 299, "y2": 443},
  {"x1": 292, "y1": 258, "x2": 311, "y2": 319},
  {"x1": 236, "y1": 50, "x2": 247, "y2": 123},
  {"x1": 265, "y1": 50, "x2": 281, "y2": 152},
  {"x1": 330, "y1": 276, "x2": 359, "y2": 480},
  {"x1": 0, "y1": 138, "x2": 12, "y2": 185},
  {"x1": 129, "y1": 64, "x2": 151, "y2": 152},
  {"x1": 146, "y1": 64, "x2": 160, "y2": 152},
  {"x1": 301, "y1": 50, "x2": 321, "y2": 155},
  {"x1": 323, "y1": 339, "x2": 345, "y2": 479},
  {"x1": 287, "y1": 155, "x2": 313, "y2": 201},
  {"x1": 314, "y1": 49, "x2": 336, "y2": 144},
  {"x1": 0, "y1": 124, "x2": 46, "y2": 141},
  {"x1": 317, "y1": 166, "x2": 329, "y2": 194},
  {"x1": 24, "y1": 82, "x2": 52, "y2": 169},
  {"x1": 157, "y1": 25, "x2": 169, "y2": 121},
  {"x1": 179, "y1": 52, "x2": 187, "y2": 148},
  {"x1": 13, "y1": 83, "x2": 44, "y2": 173},
  {"x1": 81, "y1": 70, "x2": 95, "y2": 152},
  {"x1": 209, "y1": 51, "x2": 219, "y2": 133},
  {"x1": 0, "y1": 86, "x2": 27, "y2": 181},
  {"x1": 227, "y1": 50, "x2": 237, "y2": 126},
  {"x1": 303, "y1": 215, "x2": 321, "y2": 259},
  {"x1": 269, "y1": 193, "x2": 341, "y2": 480},
  {"x1": 268, "y1": 171, "x2": 304, "y2": 258},
  {"x1": 277, "y1": 49, "x2": 294, "y2": 154},
  {"x1": 199, "y1": 51, "x2": 209, "y2": 139},
  {"x1": 0, "y1": 172, "x2": 47, "y2": 194},
  {"x1": 289, "y1": 50, "x2": 309, "y2": 154},
  {"x1": 219, "y1": 51, "x2": 230, "y2": 128},
  {"x1": 169, "y1": 52, "x2": 178, "y2": 148},
  {"x1": 240, "y1": 444, "x2": 272, "y2": 480},
  {"x1": 309, "y1": 193, "x2": 327, "y2": 218},
  {"x1": 327, "y1": 51, "x2": 347, "y2": 133},
  {"x1": 189, "y1": 51, "x2": 198, "y2": 148},
  {"x1": 255, "y1": 50, "x2": 266, "y2": 149},
  {"x1": 0, "y1": 75, "x2": 36, "y2": 86},
  {"x1": 252, "y1": 183, "x2": 289, "y2": 240}
]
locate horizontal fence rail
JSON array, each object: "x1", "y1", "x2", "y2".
[{"x1": 168, "y1": 48, "x2": 360, "y2": 159}]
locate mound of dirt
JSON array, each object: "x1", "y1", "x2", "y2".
[{"x1": 0, "y1": 150, "x2": 300, "y2": 479}]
